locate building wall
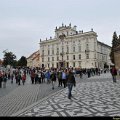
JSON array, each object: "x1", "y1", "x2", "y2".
[
  {"x1": 114, "y1": 45, "x2": 120, "y2": 69},
  {"x1": 27, "y1": 50, "x2": 40, "y2": 68},
  {"x1": 97, "y1": 42, "x2": 111, "y2": 69},
  {"x1": 40, "y1": 24, "x2": 112, "y2": 69}
]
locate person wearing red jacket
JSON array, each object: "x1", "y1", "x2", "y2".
[{"x1": 22, "y1": 73, "x2": 26, "y2": 85}]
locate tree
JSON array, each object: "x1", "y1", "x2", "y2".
[
  {"x1": 110, "y1": 32, "x2": 118, "y2": 64},
  {"x1": 3, "y1": 51, "x2": 16, "y2": 66},
  {"x1": 112, "y1": 31, "x2": 118, "y2": 47},
  {"x1": 17, "y1": 56, "x2": 27, "y2": 67}
]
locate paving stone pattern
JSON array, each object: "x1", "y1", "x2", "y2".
[
  {"x1": 0, "y1": 78, "x2": 63, "y2": 116},
  {"x1": 12, "y1": 73, "x2": 120, "y2": 117}
]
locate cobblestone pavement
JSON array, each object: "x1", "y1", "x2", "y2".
[
  {"x1": 0, "y1": 75, "x2": 31, "y2": 98},
  {"x1": 11, "y1": 73, "x2": 120, "y2": 117},
  {"x1": 0, "y1": 75, "x2": 65, "y2": 116}
]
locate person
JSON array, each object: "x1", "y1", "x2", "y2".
[
  {"x1": 3, "y1": 73, "x2": 7, "y2": 88},
  {"x1": 35, "y1": 72, "x2": 38, "y2": 84},
  {"x1": 31, "y1": 70, "x2": 35, "y2": 84},
  {"x1": 22, "y1": 73, "x2": 26, "y2": 85},
  {"x1": 0, "y1": 71, "x2": 3, "y2": 88},
  {"x1": 41, "y1": 72, "x2": 45, "y2": 83},
  {"x1": 66, "y1": 69, "x2": 76, "y2": 99},
  {"x1": 110, "y1": 66, "x2": 117, "y2": 83},
  {"x1": 45, "y1": 70, "x2": 51, "y2": 84},
  {"x1": 10, "y1": 73, "x2": 14, "y2": 84},
  {"x1": 50, "y1": 71, "x2": 56, "y2": 90},
  {"x1": 118, "y1": 68, "x2": 120, "y2": 76},
  {"x1": 17, "y1": 72, "x2": 22, "y2": 85},
  {"x1": 79, "y1": 69, "x2": 83, "y2": 79},
  {"x1": 38, "y1": 71, "x2": 41, "y2": 84},
  {"x1": 62, "y1": 70, "x2": 67, "y2": 88},
  {"x1": 57, "y1": 70, "x2": 62, "y2": 87}
]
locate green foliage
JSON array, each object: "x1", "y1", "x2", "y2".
[
  {"x1": 3, "y1": 51, "x2": 16, "y2": 66},
  {"x1": 110, "y1": 31, "x2": 118, "y2": 64},
  {"x1": 17, "y1": 56, "x2": 27, "y2": 67}
]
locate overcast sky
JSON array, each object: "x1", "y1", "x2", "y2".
[{"x1": 0, "y1": 0, "x2": 120, "y2": 60}]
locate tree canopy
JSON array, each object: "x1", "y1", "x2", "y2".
[
  {"x1": 110, "y1": 31, "x2": 119, "y2": 64},
  {"x1": 3, "y1": 51, "x2": 16, "y2": 66},
  {"x1": 17, "y1": 56, "x2": 27, "y2": 67},
  {"x1": 2, "y1": 50, "x2": 27, "y2": 67}
]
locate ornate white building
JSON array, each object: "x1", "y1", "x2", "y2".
[{"x1": 39, "y1": 23, "x2": 111, "y2": 69}]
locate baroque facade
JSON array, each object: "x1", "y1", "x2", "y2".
[
  {"x1": 39, "y1": 24, "x2": 111, "y2": 69},
  {"x1": 27, "y1": 50, "x2": 40, "y2": 68}
]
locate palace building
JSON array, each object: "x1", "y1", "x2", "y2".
[{"x1": 39, "y1": 23, "x2": 112, "y2": 69}]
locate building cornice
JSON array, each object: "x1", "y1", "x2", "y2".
[
  {"x1": 97, "y1": 41, "x2": 111, "y2": 48},
  {"x1": 40, "y1": 31, "x2": 98, "y2": 45}
]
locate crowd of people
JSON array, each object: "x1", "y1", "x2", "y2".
[{"x1": 0, "y1": 66, "x2": 120, "y2": 99}]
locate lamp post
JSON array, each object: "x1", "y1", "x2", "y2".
[{"x1": 59, "y1": 34, "x2": 66, "y2": 68}]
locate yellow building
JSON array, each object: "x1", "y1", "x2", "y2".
[
  {"x1": 27, "y1": 50, "x2": 40, "y2": 68},
  {"x1": 114, "y1": 45, "x2": 120, "y2": 69}
]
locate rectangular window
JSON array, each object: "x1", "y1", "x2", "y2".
[
  {"x1": 86, "y1": 44, "x2": 89, "y2": 50},
  {"x1": 42, "y1": 50, "x2": 44, "y2": 55},
  {"x1": 67, "y1": 46, "x2": 69, "y2": 53},
  {"x1": 48, "y1": 50, "x2": 50, "y2": 55},
  {"x1": 79, "y1": 46, "x2": 81, "y2": 52},
  {"x1": 48, "y1": 57, "x2": 50, "y2": 62},
  {"x1": 62, "y1": 46, "x2": 64, "y2": 53},
  {"x1": 73, "y1": 47, "x2": 75, "y2": 52},
  {"x1": 42, "y1": 58, "x2": 44, "y2": 62},
  {"x1": 52, "y1": 63, "x2": 54, "y2": 68},
  {"x1": 73, "y1": 55, "x2": 75, "y2": 60},
  {"x1": 52, "y1": 57, "x2": 54, "y2": 61},
  {"x1": 52, "y1": 50, "x2": 54, "y2": 55},
  {"x1": 67, "y1": 55, "x2": 69, "y2": 60},
  {"x1": 57, "y1": 48, "x2": 59, "y2": 54},
  {"x1": 79, "y1": 54, "x2": 81, "y2": 59},
  {"x1": 79, "y1": 62, "x2": 81, "y2": 67},
  {"x1": 86, "y1": 54, "x2": 89, "y2": 59},
  {"x1": 73, "y1": 62, "x2": 75, "y2": 67},
  {"x1": 94, "y1": 53, "x2": 96, "y2": 59},
  {"x1": 48, "y1": 64, "x2": 49, "y2": 68},
  {"x1": 57, "y1": 56, "x2": 59, "y2": 61}
]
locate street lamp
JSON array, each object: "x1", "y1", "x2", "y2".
[{"x1": 59, "y1": 34, "x2": 66, "y2": 68}]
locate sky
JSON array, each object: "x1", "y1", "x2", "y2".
[{"x1": 0, "y1": 0, "x2": 120, "y2": 60}]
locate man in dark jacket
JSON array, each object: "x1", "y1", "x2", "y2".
[
  {"x1": 50, "y1": 71, "x2": 56, "y2": 90},
  {"x1": 67, "y1": 69, "x2": 76, "y2": 99},
  {"x1": 110, "y1": 66, "x2": 117, "y2": 83}
]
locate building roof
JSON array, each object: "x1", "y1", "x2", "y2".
[
  {"x1": 97, "y1": 41, "x2": 111, "y2": 48},
  {"x1": 27, "y1": 50, "x2": 39, "y2": 59}
]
